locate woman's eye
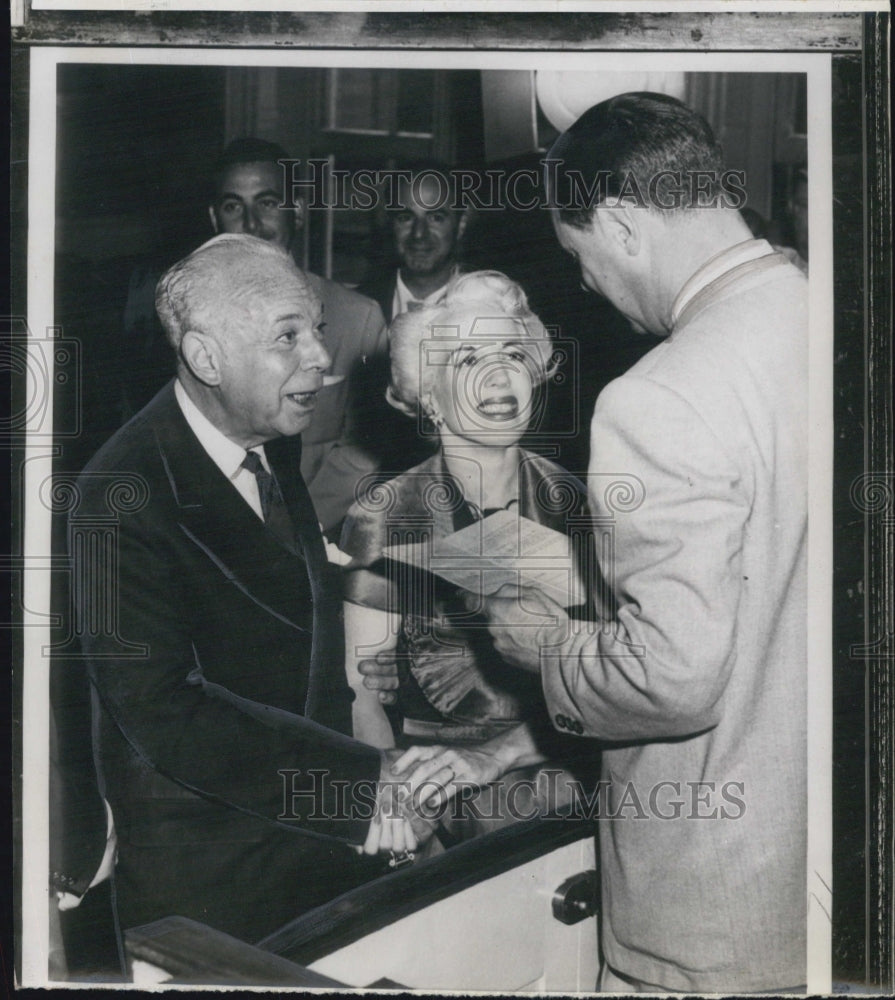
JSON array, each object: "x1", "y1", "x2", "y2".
[
  {"x1": 458, "y1": 352, "x2": 479, "y2": 367},
  {"x1": 315, "y1": 322, "x2": 327, "y2": 340},
  {"x1": 507, "y1": 350, "x2": 527, "y2": 362},
  {"x1": 278, "y1": 329, "x2": 297, "y2": 344}
]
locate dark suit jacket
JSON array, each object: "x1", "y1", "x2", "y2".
[{"x1": 73, "y1": 382, "x2": 382, "y2": 942}]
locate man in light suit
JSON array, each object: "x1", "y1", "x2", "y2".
[
  {"x1": 208, "y1": 138, "x2": 388, "y2": 532},
  {"x1": 475, "y1": 94, "x2": 808, "y2": 992},
  {"x1": 73, "y1": 234, "x2": 426, "y2": 946}
]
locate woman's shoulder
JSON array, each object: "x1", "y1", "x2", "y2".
[
  {"x1": 519, "y1": 450, "x2": 586, "y2": 489},
  {"x1": 518, "y1": 450, "x2": 589, "y2": 525},
  {"x1": 351, "y1": 455, "x2": 442, "y2": 516},
  {"x1": 341, "y1": 455, "x2": 443, "y2": 551}
]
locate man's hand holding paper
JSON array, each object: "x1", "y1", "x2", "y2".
[{"x1": 462, "y1": 583, "x2": 569, "y2": 674}]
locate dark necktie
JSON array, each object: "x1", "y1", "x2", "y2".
[{"x1": 241, "y1": 450, "x2": 296, "y2": 552}]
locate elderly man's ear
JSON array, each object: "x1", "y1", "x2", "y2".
[{"x1": 181, "y1": 330, "x2": 224, "y2": 386}]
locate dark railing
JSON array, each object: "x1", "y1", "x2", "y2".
[
  {"x1": 124, "y1": 817, "x2": 596, "y2": 986},
  {"x1": 257, "y1": 815, "x2": 595, "y2": 967}
]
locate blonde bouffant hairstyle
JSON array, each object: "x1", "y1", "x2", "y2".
[{"x1": 386, "y1": 269, "x2": 555, "y2": 420}]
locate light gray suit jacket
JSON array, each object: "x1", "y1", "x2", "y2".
[
  {"x1": 301, "y1": 273, "x2": 388, "y2": 530},
  {"x1": 542, "y1": 243, "x2": 808, "y2": 991}
]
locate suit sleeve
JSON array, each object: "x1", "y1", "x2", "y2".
[
  {"x1": 76, "y1": 494, "x2": 380, "y2": 844},
  {"x1": 305, "y1": 300, "x2": 389, "y2": 530},
  {"x1": 541, "y1": 376, "x2": 749, "y2": 742}
]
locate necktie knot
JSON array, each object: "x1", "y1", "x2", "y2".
[{"x1": 241, "y1": 450, "x2": 265, "y2": 477}]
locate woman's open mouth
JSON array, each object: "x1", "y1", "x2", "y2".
[{"x1": 476, "y1": 395, "x2": 519, "y2": 421}]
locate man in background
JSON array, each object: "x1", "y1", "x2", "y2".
[{"x1": 358, "y1": 160, "x2": 468, "y2": 321}]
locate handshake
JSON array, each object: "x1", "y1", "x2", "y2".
[
  {"x1": 362, "y1": 743, "x2": 502, "y2": 858},
  {"x1": 356, "y1": 652, "x2": 502, "y2": 857},
  {"x1": 355, "y1": 581, "x2": 572, "y2": 859}
]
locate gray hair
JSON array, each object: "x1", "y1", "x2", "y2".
[
  {"x1": 155, "y1": 233, "x2": 314, "y2": 350},
  {"x1": 386, "y1": 269, "x2": 554, "y2": 418}
]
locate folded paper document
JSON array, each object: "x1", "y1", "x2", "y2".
[{"x1": 383, "y1": 509, "x2": 586, "y2": 608}]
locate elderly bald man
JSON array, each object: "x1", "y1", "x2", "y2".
[{"x1": 70, "y1": 234, "x2": 428, "y2": 946}]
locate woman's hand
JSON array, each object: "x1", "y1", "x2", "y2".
[
  {"x1": 390, "y1": 743, "x2": 503, "y2": 811},
  {"x1": 361, "y1": 749, "x2": 438, "y2": 856}
]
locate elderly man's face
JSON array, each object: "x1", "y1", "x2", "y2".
[
  {"x1": 391, "y1": 175, "x2": 466, "y2": 278},
  {"x1": 210, "y1": 161, "x2": 296, "y2": 251},
  {"x1": 213, "y1": 265, "x2": 330, "y2": 447}
]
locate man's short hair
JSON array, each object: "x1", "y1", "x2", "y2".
[
  {"x1": 209, "y1": 137, "x2": 291, "y2": 199},
  {"x1": 387, "y1": 158, "x2": 471, "y2": 216},
  {"x1": 155, "y1": 233, "x2": 311, "y2": 350},
  {"x1": 546, "y1": 92, "x2": 725, "y2": 226}
]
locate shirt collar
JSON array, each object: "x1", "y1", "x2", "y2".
[
  {"x1": 174, "y1": 378, "x2": 269, "y2": 480},
  {"x1": 670, "y1": 239, "x2": 776, "y2": 328},
  {"x1": 394, "y1": 270, "x2": 450, "y2": 313}
]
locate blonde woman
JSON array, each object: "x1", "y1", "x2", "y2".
[{"x1": 341, "y1": 271, "x2": 594, "y2": 839}]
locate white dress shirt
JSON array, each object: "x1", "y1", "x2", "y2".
[
  {"x1": 392, "y1": 271, "x2": 450, "y2": 317},
  {"x1": 174, "y1": 378, "x2": 268, "y2": 521}
]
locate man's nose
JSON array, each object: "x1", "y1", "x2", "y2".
[
  {"x1": 243, "y1": 207, "x2": 261, "y2": 236},
  {"x1": 410, "y1": 215, "x2": 429, "y2": 239},
  {"x1": 301, "y1": 335, "x2": 331, "y2": 372}
]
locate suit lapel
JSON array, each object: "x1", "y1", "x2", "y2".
[{"x1": 149, "y1": 384, "x2": 314, "y2": 633}]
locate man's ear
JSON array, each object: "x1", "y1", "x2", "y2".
[
  {"x1": 181, "y1": 329, "x2": 223, "y2": 386},
  {"x1": 208, "y1": 205, "x2": 220, "y2": 235},
  {"x1": 594, "y1": 202, "x2": 641, "y2": 256},
  {"x1": 456, "y1": 208, "x2": 470, "y2": 243},
  {"x1": 291, "y1": 197, "x2": 306, "y2": 234}
]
